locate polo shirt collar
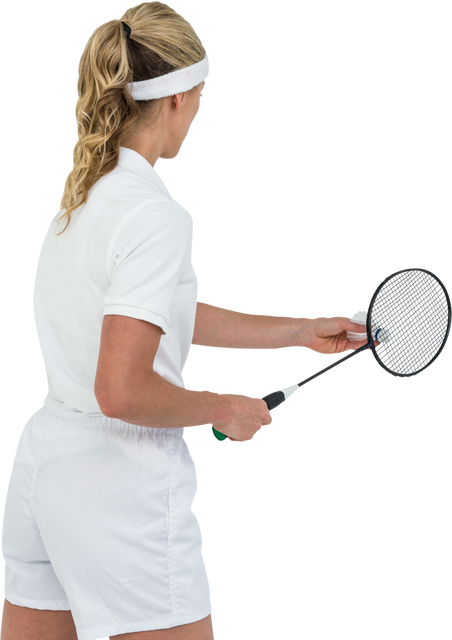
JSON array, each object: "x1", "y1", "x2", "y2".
[{"x1": 118, "y1": 147, "x2": 173, "y2": 195}]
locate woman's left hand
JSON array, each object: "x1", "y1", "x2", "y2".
[{"x1": 294, "y1": 317, "x2": 373, "y2": 354}]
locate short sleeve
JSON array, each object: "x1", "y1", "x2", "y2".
[{"x1": 102, "y1": 202, "x2": 193, "y2": 335}]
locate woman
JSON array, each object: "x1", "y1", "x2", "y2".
[{"x1": 0, "y1": 1, "x2": 226, "y2": 640}]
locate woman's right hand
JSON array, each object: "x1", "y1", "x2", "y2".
[{"x1": 213, "y1": 394, "x2": 272, "y2": 441}]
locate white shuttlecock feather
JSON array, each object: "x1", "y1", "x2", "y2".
[{"x1": 347, "y1": 311, "x2": 391, "y2": 343}]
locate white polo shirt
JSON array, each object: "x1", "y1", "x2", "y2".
[{"x1": 33, "y1": 146, "x2": 198, "y2": 415}]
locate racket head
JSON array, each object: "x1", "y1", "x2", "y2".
[{"x1": 366, "y1": 268, "x2": 451, "y2": 377}]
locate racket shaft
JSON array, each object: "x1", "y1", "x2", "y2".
[
  {"x1": 212, "y1": 341, "x2": 371, "y2": 441},
  {"x1": 297, "y1": 342, "x2": 372, "y2": 390}
]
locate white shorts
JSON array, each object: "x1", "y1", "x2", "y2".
[{"x1": 2, "y1": 394, "x2": 211, "y2": 640}]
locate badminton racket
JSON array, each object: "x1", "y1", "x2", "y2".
[{"x1": 212, "y1": 268, "x2": 451, "y2": 441}]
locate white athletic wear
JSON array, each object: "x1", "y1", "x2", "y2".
[
  {"x1": 2, "y1": 147, "x2": 211, "y2": 639},
  {"x1": 2, "y1": 396, "x2": 211, "y2": 640},
  {"x1": 33, "y1": 146, "x2": 198, "y2": 414}
]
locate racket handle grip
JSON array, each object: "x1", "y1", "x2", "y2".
[
  {"x1": 262, "y1": 390, "x2": 285, "y2": 410},
  {"x1": 211, "y1": 390, "x2": 286, "y2": 441}
]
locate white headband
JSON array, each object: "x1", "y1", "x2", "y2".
[{"x1": 126, "y1": 54, "x2": 209, "y2": 101}]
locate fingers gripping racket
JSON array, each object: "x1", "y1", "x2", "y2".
[{"x1": 212, "y1": 268, "x2": 451, "y2": 441}]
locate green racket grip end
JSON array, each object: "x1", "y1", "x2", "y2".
[
  {"x1": 209, "y1": 427, "x2": 228, "y2": 444},
  {"x1": 209, "y1": 389, "x2": 286, "y2": 444}
]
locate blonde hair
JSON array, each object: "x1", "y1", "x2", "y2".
[{"x1": 57, "y1": 1, "x2": 206, "y2": 235}]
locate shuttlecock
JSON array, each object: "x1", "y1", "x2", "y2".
[{"x1": 347, "y1": 311, "x2": 390, "y2": 343}]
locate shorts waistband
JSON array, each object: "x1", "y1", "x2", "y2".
[
  {"x1": 41, "y1": 394, "x2": 125, "y2": 426},
  {"x1": 40, "y1": 394, "x2": 186, "y2": 437}
]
